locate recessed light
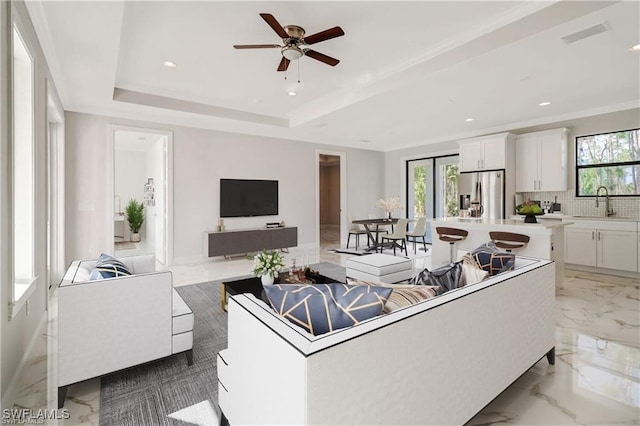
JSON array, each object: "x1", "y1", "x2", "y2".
[
  {"x1": 539, "y1": 101, "x2": 552, "y2": 106},
  {"x1": 287, "y1": 91, "x2": 297, "y2": 96},
  {"x1": 465, "y1": 118, "x2": 474, "y2": 122},
  {"x1": 162, "y1": 61, "x2": 177, "y2": 68},
  {"x1": 628, "y1": 44, "x2": 640, "y2": 52}
]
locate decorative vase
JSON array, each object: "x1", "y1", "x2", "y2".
[
  {"x1": 387, "y1": 212, "x2": 392, "y2": 220},
  {"x1": 261, "y1": 274, "x2": 274, "y2": 286},
  {"x1": 131, "y1": 233, "x2": 141, "y2": 242}
]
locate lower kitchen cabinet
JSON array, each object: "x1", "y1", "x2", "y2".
[{"x1": 564, "y1": 220, "x2": 638, "y2": 273}]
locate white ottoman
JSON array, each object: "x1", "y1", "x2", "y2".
[{"x1": 346, "y1": 254, "x2": 413, "y2": 283}]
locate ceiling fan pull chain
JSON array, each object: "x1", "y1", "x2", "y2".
[{"x1": 297, "y1": 59, "x2": 301, "y2": 83}]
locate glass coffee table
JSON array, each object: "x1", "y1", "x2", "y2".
[{"x1": 221, "y1": 270, "x2": 341, "y2": 311}]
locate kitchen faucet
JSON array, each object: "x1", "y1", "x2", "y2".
[{"x1": 595, "y1": 186, "x2": 614, "y2": 216}]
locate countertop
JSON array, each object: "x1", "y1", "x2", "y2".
[
  {"x1": 430, "y1": 217, "x2": 571, "y2": 231},
  {"x1": 509, "y1": 214, "x2": 639, "y2": 222}
]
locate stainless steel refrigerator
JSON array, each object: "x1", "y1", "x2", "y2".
[{"x1": 457, "y1": 170, "x2": 505, "y2": 219}]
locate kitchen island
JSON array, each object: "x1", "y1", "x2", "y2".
[{"x1": 430, "y1": 217, "x2": 571, "y2": 288}]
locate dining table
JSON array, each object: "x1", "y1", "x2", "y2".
[{"x1": 352, "y1": 217, "x2": 400, "y2": 252}]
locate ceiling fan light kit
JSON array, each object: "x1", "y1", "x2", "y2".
[{"x1": 234, "y1": 13, "x2": 344, "y2": 72}]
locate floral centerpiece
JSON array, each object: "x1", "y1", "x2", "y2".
[
  {"x1": 251, "y1": 249, "x2": 285, "y2": 286},
  {"x1": 376, "y1": 195, "x2": 403, "y2": 219}
]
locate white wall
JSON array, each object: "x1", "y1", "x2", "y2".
[
  {"x1": 1, "y1": 0, "x2": 63, "y2": 405},
  {"x1": 65, "y1": 112, "x2": 386, "y2": 264}
]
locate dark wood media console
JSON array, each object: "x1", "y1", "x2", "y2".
[{"x1": 207, "y1": 226, "x2": 298, "y2": 257}]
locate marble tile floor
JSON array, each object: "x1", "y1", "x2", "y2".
[{"x1": 9, "y1": 247, "x2": 640, "y2": 425}]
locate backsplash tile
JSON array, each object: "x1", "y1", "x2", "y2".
[{"x1": 518, "y1": 191, "x2": 640, "y2": 219}]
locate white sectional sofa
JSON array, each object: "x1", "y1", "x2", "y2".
[
  {"x1": 218, "y1": 257, "x2": 556, "y2": 425},
  {"x1": 57, "y1": 254, "x2": 194, "y2": 408}
]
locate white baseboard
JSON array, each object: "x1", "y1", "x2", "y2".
[{"x1": 1, "y1": 311, "x2": 48, "y2": 410}]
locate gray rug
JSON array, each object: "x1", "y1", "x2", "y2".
[{"x1": 99, "y1": 262, "x2": 345, "y2": 425}]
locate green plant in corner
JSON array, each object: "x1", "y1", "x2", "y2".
[{"x1": 125, "y1": 199, "x2": 144, "y2": 237}]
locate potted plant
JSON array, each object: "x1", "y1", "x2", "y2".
[
  {"x1": 251, "y1": 249, "x2": 285, "y2": 286},
  {"x1": 125, "y1": 199, "x2": 144, "y2": 242}
]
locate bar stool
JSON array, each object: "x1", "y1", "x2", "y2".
[
  {"x1": 489, "y1": 231, "x2": 530, "y2": 252},
  {"x1": 436, "y1": 227, "x2": 469, "y2": 263}
]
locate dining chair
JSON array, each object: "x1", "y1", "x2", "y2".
[
  {"x1": 381, "y1": 218, "x2": 409, "y2": 256},
  {"x1": 368, "y1": 213, "x2": 389, "y2": 244},
  {"x1": 405, "y1": 216, "x2": 428, "y2": 254},
  {"x1": 347, "y1": 215, "x2": 368, "y2": 251}
]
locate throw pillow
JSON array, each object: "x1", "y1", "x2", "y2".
[
  {"x1": 89, "y1": 253, "x2": 133, "y2": 280},
  {"x1": 409, "y1": 262, "x2": 463, "y2": 294},
  {"x1": 459, "y1": 256, "x2": 489, "y2": 287},
  {"x1": 468, "y1": 242, "x2": 515, "y2": 276},
  {"x1": 263, "y1": 283, "x2": 392, "y2": 336},
  {"x1": 346, "y1": 278, "x2": 439, "y2": 313}
]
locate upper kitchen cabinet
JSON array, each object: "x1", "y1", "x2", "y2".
[
  {"x1": 515, "y1": 128, "x2": 569, "y2": 192},
  {"x1": 458, "y1": 133, "x2": 515, "y2": 172}
]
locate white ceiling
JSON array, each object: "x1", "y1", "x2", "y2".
[{"x1": 27, "y1": 1, "x2": 640, "y2": 151}]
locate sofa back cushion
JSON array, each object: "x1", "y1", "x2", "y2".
[
  {"x1": 263, "y1": 283, "x2": 392, "y2": 336},
  {"x1": 346, "y1": 278, "x2": 439, "y2": 313}
]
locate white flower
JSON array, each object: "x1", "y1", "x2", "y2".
[
  {"x1": 376, "y1": 196, "x2": 402, "y2": 213},
  {"x1": 251, "y1": 249, "x2": 284, "y2": 277}
]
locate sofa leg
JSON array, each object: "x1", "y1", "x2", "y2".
[
  {"x1": 186, "y1": 349, "x2": 194, "y2": 366},
  {"x1": 546, "y1": 347, "x2": 555, "y2": 365},
  {"x1": 58, "y1": 386, "x2": 68, "y2": 409},
  {"x1": 219, "y1": 411, "x2": 230, "y2": 426}
]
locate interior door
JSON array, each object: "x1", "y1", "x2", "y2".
[{"x1": 155, "y1": 139, "x2": 167, "y2": 264}]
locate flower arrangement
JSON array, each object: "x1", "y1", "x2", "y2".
[
  {"x1": 376, "y1": 195, "x2": 403, "y2": 216},
  {"x1": 251, "y1": 249, "x2": 285, "y2": 278}
]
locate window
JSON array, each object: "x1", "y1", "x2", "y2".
[
  {"x1": 576, "y1": 128, "x2": 640, "y2": 197},
  {"x1": 12, "y1": 23, "x2": 35, "y2": 307}
]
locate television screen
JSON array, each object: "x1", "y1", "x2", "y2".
[{"x1": 220, "y1": 179, "x2": 279, "y2": 217}]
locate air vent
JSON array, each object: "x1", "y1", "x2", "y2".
[{"x1": 562, "y1": 23, "x2": 609, "y2": 44}]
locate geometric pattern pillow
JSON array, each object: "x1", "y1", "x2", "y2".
[
  {"x1": 263, "y1": 283, "x2": 392, "y2": 336},
  {"x1": 89, "y1": 253, "x2": 133, "y2": 280},
  {"x1": 346, "y1": 278, "x2": 439, "y2": 313},
  {"x1": 458, "y1": 256, "x2": 489, "y2": 287},
  {"x1": 469, "y1": 242, "x2": 515, "y2": 276}
]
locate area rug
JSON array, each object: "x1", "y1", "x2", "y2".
[{"x1": 99, "y1": 262, "x2": 345, "y2": 426}]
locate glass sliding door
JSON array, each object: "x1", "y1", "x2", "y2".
[
  {"x1": 406, "y1": 155, "x2": 459, "y2": 244},
  {"x1": 435, "y1": 157, "x2": 460, "y2": 219}
]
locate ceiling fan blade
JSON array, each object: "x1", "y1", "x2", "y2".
[
  {"x1": 304, "y1": 49, "x2": 340, "y2": 66},
  {"x1": 277, "y1": 57, "x2": 291, "y2": 72},
  {"x1": 233, "y1": 44, "x2": 281, "y2": 49},
  {"x1": 260, "y1": 13, "x2": 289, "y2": 39},
  {"x1": 303, "y1": 26, "x2": 345, "y2": 45}
]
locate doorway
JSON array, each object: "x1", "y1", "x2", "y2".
[
  {"x1": 316, "y1": 150, "x2": 347, "y2": 249},
  {"x1": 110, "y1": 127, "x2": 173, "y2": 266}
]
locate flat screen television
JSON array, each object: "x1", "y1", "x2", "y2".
[{"x1": 220, "y1": 179, "x2": 279, "y2": 218}]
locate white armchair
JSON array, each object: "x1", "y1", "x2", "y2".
[{"x1": 57, "y1": 254, "x2": 193, "y2": 408}]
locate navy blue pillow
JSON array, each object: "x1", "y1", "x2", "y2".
[
  {"x1": 89, "y1": 253, "x2": 132, "y2": 280},
  {"x1": 263, "y1": 283, "x2": 392, "y2": 336},
  {"x1": 470, "y1": 242, "x2": 515, "y2": 276}
]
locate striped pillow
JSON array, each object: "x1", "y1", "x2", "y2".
[
  {"x1": 89, "y1": 253, "x2": 132, "y2": 280},
  {"x1": 347, "y1": 278, "x2": 439, "y2": 313}
]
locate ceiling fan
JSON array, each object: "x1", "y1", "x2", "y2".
[{"x1": 233, "y1": 13, "x2": 345, "y2": 72}]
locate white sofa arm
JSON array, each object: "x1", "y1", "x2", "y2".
[{"x1": 58, "y1": 269, "x2": 173, "y2": 387}]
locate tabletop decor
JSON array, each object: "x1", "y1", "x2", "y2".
[
  {"x1": 376, "y1": 195, "x2": 402, "y2": 219},
  {"x1": 516, "y1": 200, "x2": 544, "y2": 223},
  {"x1": 251, "y1": 249, "x2": 285, "y2": 285}
]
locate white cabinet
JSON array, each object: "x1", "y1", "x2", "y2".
[
  {"x1": 516, "y1": 128, "x2": 568, "y2": 192},
  {"x1": 564, "y1": 220, "x2": 638, "y2": 273},
  {"x1": 458, "y1": 133, "x2": 513, "y2": 172},
  {"x1": 564, "y1": 228, "x2": 597, "y2": 266}
]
